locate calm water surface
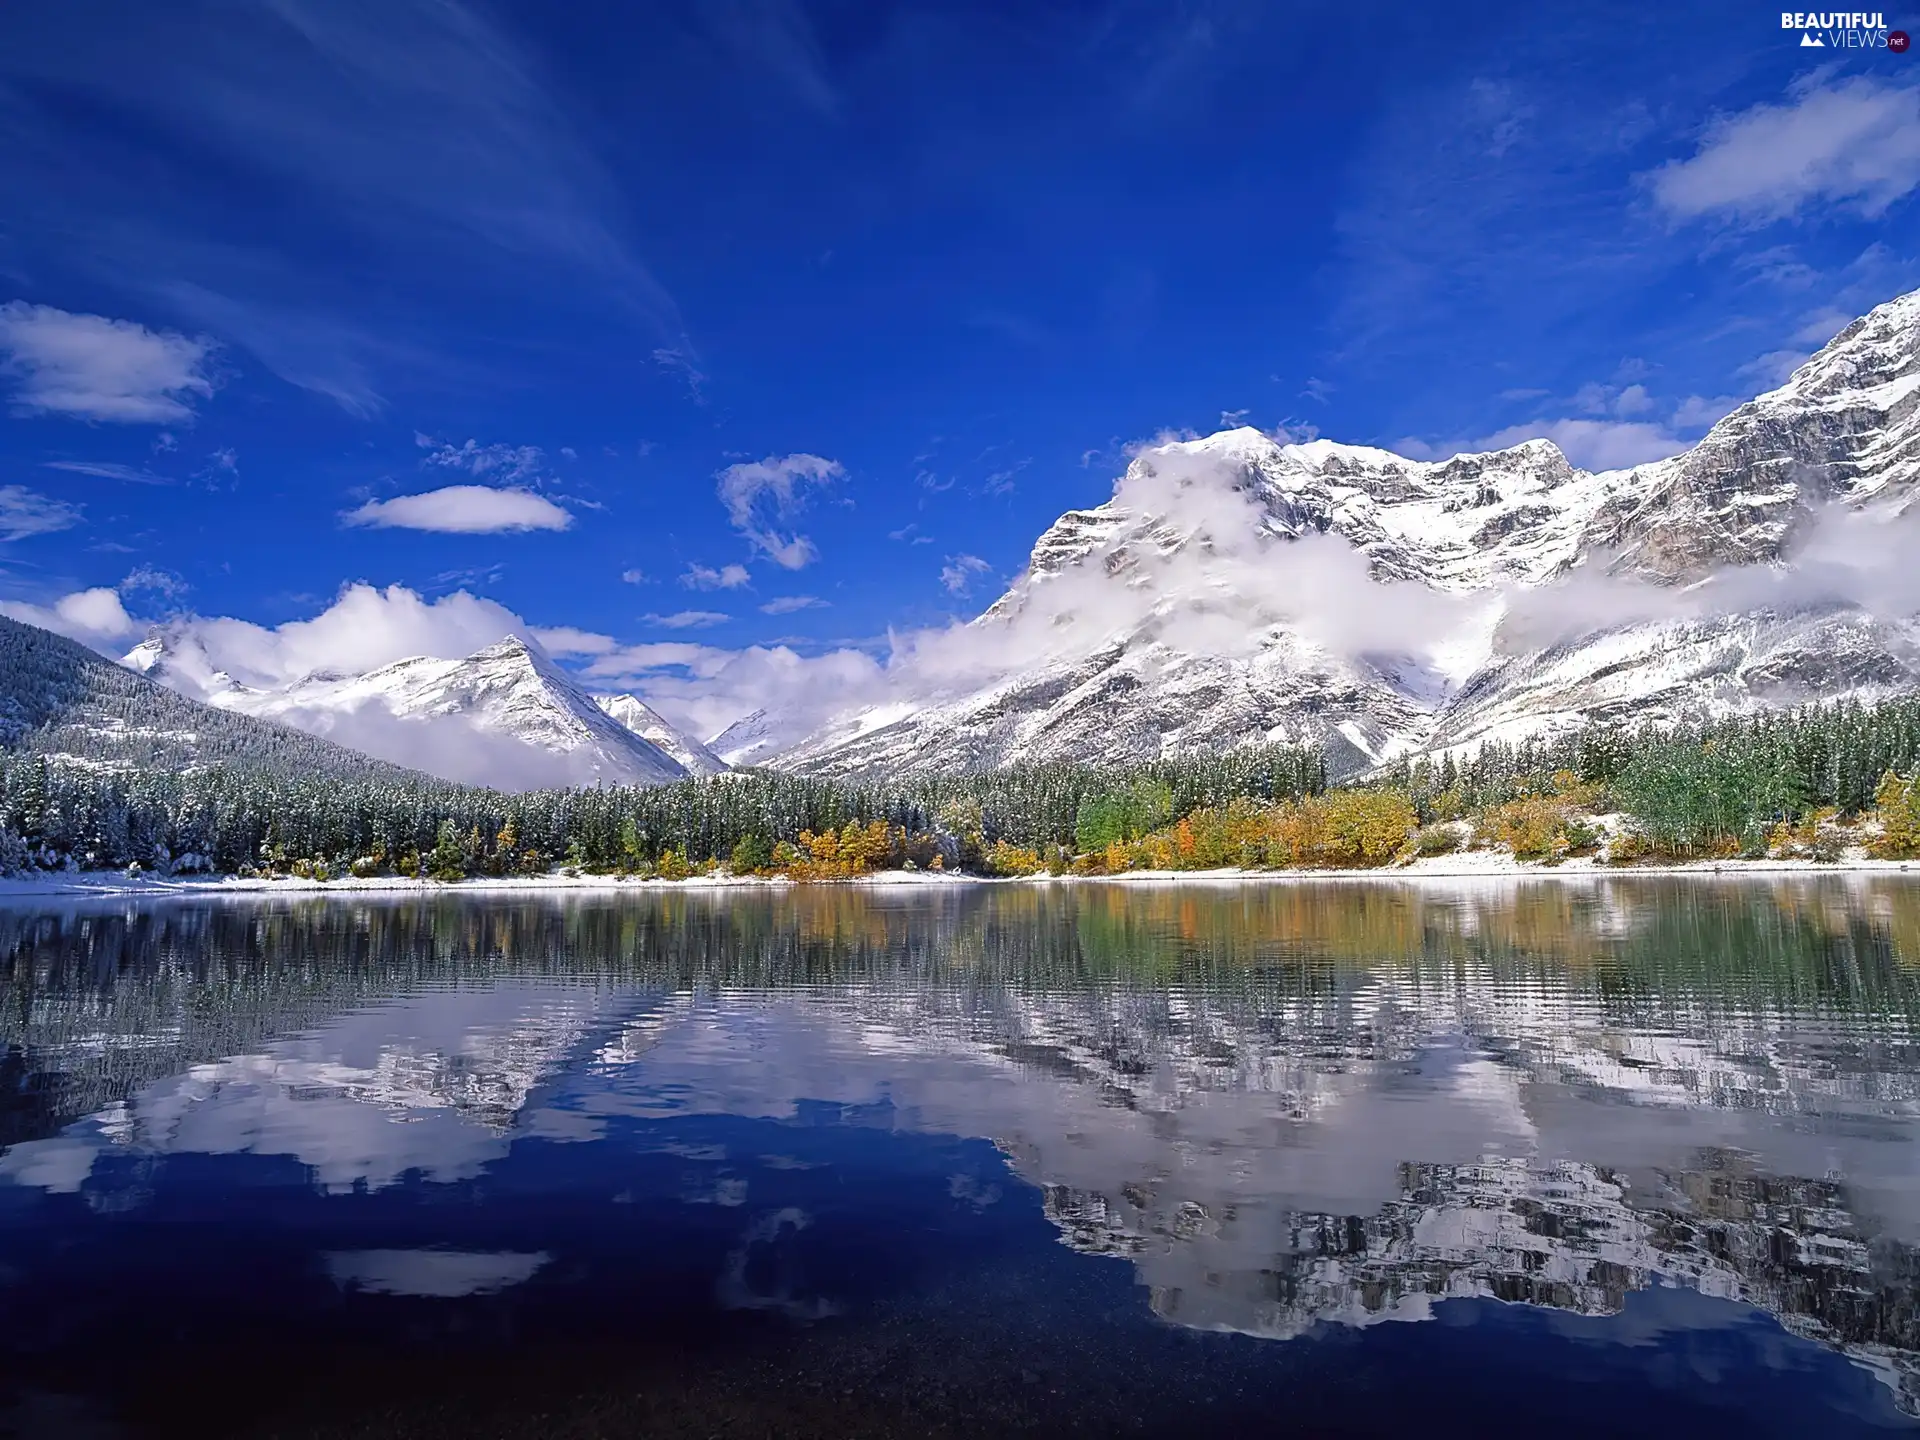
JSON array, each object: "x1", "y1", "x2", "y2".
[{"x1": 2, "y1": 878, "x2": 1919, "y2": 1437}]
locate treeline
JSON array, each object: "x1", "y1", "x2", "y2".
[
  {"x1": 1385, "y1": 698, "x2": 1920, "y2": 857},
  {"x1": 6, "y1": 699, "x2": 1920, "y2": 880},
  {"x1": 0, "y1": 742, "x2": 1326, "y2": 879}
]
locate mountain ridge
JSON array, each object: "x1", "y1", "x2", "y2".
[
  {"x1": 128, "y1": 630, "x2": 691, "y2": 790},
  {"x1": 0, "y1": 613, "x2": 440, "y2": 783},
  {"x1": 760, "y1": 285, "x2": 1920, "y2": 778}
]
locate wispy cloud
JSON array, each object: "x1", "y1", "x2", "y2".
[
  {"x1": 417, "y1": 435, "x2": 547, "y2": 484},
  {"x1": 653, "y1": 348, "x2": 708, "y2": 401},
  {"x1": 0, "y1": 0, "x2": 690, "y2": 411},
  {"x1": 120, "y1": 564, "x2": 188, "y2": 600},
  {"x1": 343, "y1": 485, "x2": 573, "y2": 534},
  {"x1": 760, "y1": 594, "x2": 826, "y2": 614},
  {"x1": 426, "y1": 562, "x2": 507, "y2": 594},
  {"x1": 527, "y1": 625, "x2": 614, "y2": 657},
  {"x1": 0, "y1": 303, "x2": 216, "y2": 423},
  {"x1": 716, "y1": 453, "x2": 843, "y2": 569},
  {"x1": 940, "y1": 553, "x2": 992, "y2": 596},
  {"x1": 153, "y1": 277, "x2": 400, "y2": 418},
  {"x1": 0, "y1": 485, "x2": 84, "y2": 541},
  {"x1": 643, "y1": 610, "x2": 730, "y2": 630},
  {"x1": 681, "y1": 562, "x2": 751, "y2": 590},
  {"x1": 692, "y1": 0, "x2": 839, "y2": 116},
  {"x1": 980, "y1": 458, "x2": 1030, "y2": 496},
  {"x1": 1648, "y1": 76, "x2": 1920, "y2": 225},
  {"x1": 620, "y1": 567, "x2": 649, "y2": 585},
  {"x1": 42, "y1": 460, "x2": 173, "y2": 485}
]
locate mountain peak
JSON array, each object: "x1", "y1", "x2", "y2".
[
  {"x1": 129, "y1": 627, "x2": 688, "y2": 791},
  {"x1": 768, "y1": 284, "x2": 1920, "y2": 780},
  {"x1": 594, "y1": 694, "x2": 728, "y2": 776}
]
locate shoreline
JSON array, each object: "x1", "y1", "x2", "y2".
[{"x1": 0, "y1": 849, "x2": 1915, "y2": 900}]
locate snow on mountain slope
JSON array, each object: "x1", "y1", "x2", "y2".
[
  {"x1": 706, "y1": 708, "x2": 797, "y2": 769},
  {"x1": 768, "y1": 286, "x2": 1920, "y2": 777},
  {"x1": 592, "y1": 693, "x2": 727, "y2": 776},
  {"x1": 131, "y1": 633, "x2": 688, "y2": 790},
  {"x1": 0, "y1": 614, "x2": 434, "y2": 783}
]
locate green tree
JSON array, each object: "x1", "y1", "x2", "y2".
[{"x1": 428, "y1": 819, "x2": 466, "y2": 881}]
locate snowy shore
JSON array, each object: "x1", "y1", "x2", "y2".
[{"x1": 0, "y1": 849, "x2": 1916, "y2": 901}]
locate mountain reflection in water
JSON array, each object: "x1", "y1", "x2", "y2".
[{"x1": 1, "y1": 877, "x2": 1918, "y2": 1436}]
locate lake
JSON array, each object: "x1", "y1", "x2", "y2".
[{"x1": 1, "y1": 877, "x2": 1918, "y2": 1437}]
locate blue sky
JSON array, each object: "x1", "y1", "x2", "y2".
[{"x1": 1, "y1": 0, "x2": 1918, "y2": 735}]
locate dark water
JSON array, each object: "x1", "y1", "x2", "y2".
[{"x1": 2, "y1": 879, "x2": 1920, "y2": 1438}]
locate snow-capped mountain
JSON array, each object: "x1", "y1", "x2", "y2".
[
  {"x1": 707, "y1": 707, "x2": 792, "y2": 769},
  {"x1": 129, "y1": 632, "x2": 688, "y2": 790},
  {"x1": 0, "y1": 613, "x2": 431, "y2": 784},
  {"x1": 593, "y1": 693, "x2": 728, "y2": 776},
  {"x1": 767, "y1": 286, "x2": 1920, "y2": 777}
]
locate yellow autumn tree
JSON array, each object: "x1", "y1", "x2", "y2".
[{"x1": 1871, "y1": 771, "x2": 1920, "y2": 860}]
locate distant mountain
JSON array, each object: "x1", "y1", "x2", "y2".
[
  {"x1": 0, "y1": 614, "x2": 430, "y2": 782},
  {"x1": 129, "y1": 632, "x2": 687, "y2": 791},
  {"x1": 764, "y1": 286, "x2": 1920, "y2": 778},
  {"x1": 707, "y1": 707, "x2": 793, "y2": 769},
  {"x1": 592, "y1": 693, "x2": 727, "y2": 776}
]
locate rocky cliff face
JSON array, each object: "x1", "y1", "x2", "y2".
[{"x1": 771, "y1": 287, "x2": 1920, "y2": 777}]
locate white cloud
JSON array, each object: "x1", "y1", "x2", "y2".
[
  {"x1": 760, "y1": 595, "x2": 827, "y2": 614},
  {"x1": 939, "y1": 553, "x2": 992, "y2": 596},
  {"x1": 0, "y1": 485, "x2": 84, "y2": 541},
  {"x1": 1473, "y1": 417, "x2": 1687, "y2": 470},
  {"x1": 0, "y1": 302, "x2": 217, "y2": 423},
  {"x1": 716, "y1": 454, "x2": 843, "y2": 569},
  {"x1": 0, "y1": 587, "x2": 137, "y2": 647},
  {"x1": 620, "y1": 568, "x2": 648, "y2": 584},
  {"x1": 1649, "y1": 76, "x2": 1920, "y2": 224},
  {"x1": 643, "y1": 610, "x2": 730, "y2": 630},
  {"x1": 115, "y1": 583, "x2": 528, "y2": 687},
  {"x1": 527, "y1": 625, "x2": 615, "y2": 657},
  {"x1": 582, "y1": 640, "x2": 885, "y2": 747},
  {"x1": 343, "y1": 485, "x2": 572, "y2": 534},
  {"x1": 681, "y1": 562, "x2": 751, "y2": 591},
  {"x1": 1611, "y1": 383, "x2": 1655, "y2": 416}
]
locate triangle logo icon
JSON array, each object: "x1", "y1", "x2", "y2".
[{"x1": 1800, "y1": 31, "x2": 1825, "y2": 45}]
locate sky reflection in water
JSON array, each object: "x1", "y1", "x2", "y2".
[{"x1": 0, "y1": 878, "x2": 1917, "y2": 1436}]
